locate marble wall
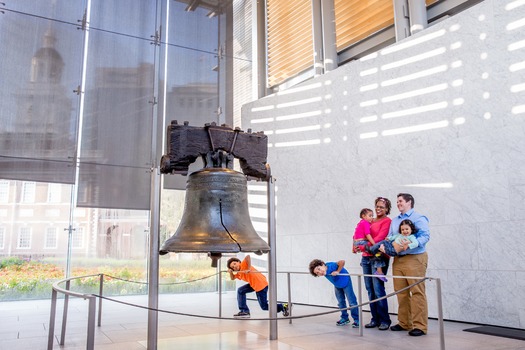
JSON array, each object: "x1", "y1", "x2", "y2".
[{"x1": 242, "y1": 0, "x2": 525, "y2": 328}]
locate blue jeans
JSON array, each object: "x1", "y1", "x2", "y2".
[
  {"x1": 334, "y1": 280, "x2": 359, "y2": 322},
  {"x1": 361, "y1": 256, "x2": 391, "y2": 326},
  {"x1": 370, "y1": 240, "x2": 398, "y2": 258},
  {"x1": 237, "y1": 284, "x2": 284, "y2": 313}
]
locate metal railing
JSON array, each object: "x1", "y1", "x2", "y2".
[{"x1": 47, "y1": 271, "x2": 445, "y2": 350}]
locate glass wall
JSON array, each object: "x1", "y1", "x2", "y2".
[{"x1": 0, "y1": 0, "x2": 241, "y2": 301}]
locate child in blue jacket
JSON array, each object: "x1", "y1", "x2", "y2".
[{"x1": 309, "y1": 259, "x2": 360, "y2": 327}]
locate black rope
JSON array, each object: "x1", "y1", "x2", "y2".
[
  {"x1": 102, "y1": 273, "x2": 219, "y2": 286},
  {"x1": 86, "y1": 277, "x2": 429, "y2": 322}
]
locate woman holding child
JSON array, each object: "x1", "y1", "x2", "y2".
[{"x1": 360, "y1": 196, "x2": 392, "y2": 330}]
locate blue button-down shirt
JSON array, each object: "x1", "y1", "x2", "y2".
[{"x1": 387, "y1": 208, "x2": 430, "y2": 255}]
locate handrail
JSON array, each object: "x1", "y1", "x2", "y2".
[{"x1": 47, "y1": 271, "x2": 445, "y2": 350}]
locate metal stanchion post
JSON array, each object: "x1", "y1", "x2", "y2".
[
  {"x1": 98, "y1": 274, "x2": 104, "y2": 326},
  {"x1": 87, "y1": 297, "x2": 96, "y2": 350},
  {"x1": 60, "y1": 280, "x2": 70, "y2": 345},
  {"x1": 47, "y1": 289, "x2": 57, "y2": 350},
  {"x1": 436, "y1": 278, "x2": 446, "y2": 350},
  {"x1": 357, "y1": 275, "x2": 363, "y2": 336},
  {"x1": 267, "y1": 175, "x2": 278, "y2": 340},
  {"x1": 287, "y1": 272, "x2": 292, "y2": 324},
  {"x1": 219, "y1": 269, "x2": 222, "y2": 318}
]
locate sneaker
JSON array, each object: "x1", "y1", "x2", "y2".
[
  {"x1": 233, "y1": 311, "x2": 250, "y2": 319},
  {"x1": 373, "y1": 270, "x2": 388, "y2": 282},
  {"x1": 336, "y1": 318, "x2": 350, "y2": 326},
  {"x1": 378, "y1": 323, "x2": 390, "y2": 330},
  {"x1": 282, "y1": 303, "x2": 292, "y2": 316},
  {"x1": 351, "y1": 321, "x2": 359, "y2": 328}
]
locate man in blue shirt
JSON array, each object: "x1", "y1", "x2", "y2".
[{"x1": 385, "y1": 193, "x2": 430, "y2": 337}]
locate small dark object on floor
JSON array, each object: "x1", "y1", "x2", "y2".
[{"x1": 463, "y1": 326, "x2": 525, "y2": 341}]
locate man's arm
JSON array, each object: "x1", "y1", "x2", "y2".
[{"x1": 413, "y1": 214, "x2": 430, "y2": 247}]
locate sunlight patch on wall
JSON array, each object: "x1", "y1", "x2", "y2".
[
  {"x1": 277, "y1": 97, "x2": 322, "y2": 108},
  {"x1": 251, "y1": 117, "x2": 274, "y2": 123},
  {"x1": 450, "y1": 60, "x2": 462, "y2": 68},
  {"x1": 380, "y1": 29, "x2": 446, "y2": 55},
  {"x1": 506, "y1": 17, "x2": 525, "y2": 31},
  {"x1": 381, "y1": 101, "x2": 448, "y2": 119},
  {"x1": 360, "y1": 83, "x2": 379, "y2": 92},
  {"x1": 403, "y1": 182, "x2": 453, "y2": 188},
  {"x1": 452, "y1": 98, "x2": 464, "y2": 106},
  {"x1": 450, "y1": 41, "x2": 462, "y2": 49},
  {"x1": 380, "y1": 47, "x2": 446, "y2": 71},
  {"x1": 360, "y1": 99, "x2": 378, "y2": 107},
  {"x1": 511, "y1": 104, "x2": 525, "y2": 115},
  {"x1": 360, "y1": 67, "x2": 378, "y2": 76},
  {"x1": 508, "y1": 38, "x2": 525, "y2": 51},
  {"x1": 453, "y1": 117, "x2": 466, "y2": 125},
  {"x1": 360, "y1": 115, "x2": 378, "y2": 123},
  {"x1": 275, "y1": 125, "x2": 321, "y2": 134},
  {"x1": 251, "y1": 105, "x2": 274, "y2": 112},
  {"x1": 510, "y1": 82, "x2": 525, "y2": 93},
  {"x1": 382, "y1": 120, "x2": 449, "y2": 136},
  {"x1": 381, "y1": 83, "x2": 448, "y2": 103},
  {"x1": 359, "y1": 132, "x2": 378, "y2": 139},
  {"x1": 380, "y1": 65, "x2": 447, "y2": 87},
  {"x1": 505, "y1": 0, "x2": 525, "y2": 11},
  {"x1": 275, "y1": 110, "x2": 322, "y2": 121},
  {"x1": 274, "y1": 139, "x2": 321, "y2": 147},
  {"x1": 509, "y1": 61, "x2": 525, "y2": 72}
]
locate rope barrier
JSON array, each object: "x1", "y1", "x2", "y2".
[
  {"x1": 59, "y1": 274, "x2": 429, "y2": 322},
  {"x1": 103, "y1": 273, "x2": 219, "y2": 285},
  {"x1": 49, "y1": 271, "x2": 443, "y2": 350}
]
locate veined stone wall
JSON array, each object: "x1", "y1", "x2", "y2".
[{"x1": 242, "y1": 0, "x2": 525, "y2": 328}]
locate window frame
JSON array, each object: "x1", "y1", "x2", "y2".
[
  {"x1": 17, "y1": 227, "x2": 32, "y2": 249},
  {"x1": 44, "y1": 227, "x2": 58, "y2": 249}
]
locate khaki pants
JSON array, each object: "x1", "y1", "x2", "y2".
[{"x1": 392, "y1": 252, "x2": 428, "y2": 332}]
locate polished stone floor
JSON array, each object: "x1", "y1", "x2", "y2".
[{"x1": 1, "y1": 292, "x2": 524, "y2": 350}]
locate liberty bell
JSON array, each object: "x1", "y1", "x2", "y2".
[{"x1": 159, "y1": 122, "x2": 271, "y2": 267}]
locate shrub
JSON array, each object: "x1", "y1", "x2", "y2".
[{"x1": 0, "y1": 257, "x2": 235, "y2": 301}]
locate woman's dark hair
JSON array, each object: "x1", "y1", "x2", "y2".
[
  {"x1": 359, "y1": 208, "x2": 373, "y2": 218},
  {"x1": 397, "y1": 193, "x2": 415, "y2": 208},
  {"x1": 308, "y1": 259, "x2": 325, "y2": 277},
  {"x1": 399, "y1": 219, "x2": 417, "y2": 235},
  {"x1": 375, "y1": 197, "x2": 392, "y2": 215},
  {"x1": 226, "y1": 257, "x2": 241, "y2": 269}
]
